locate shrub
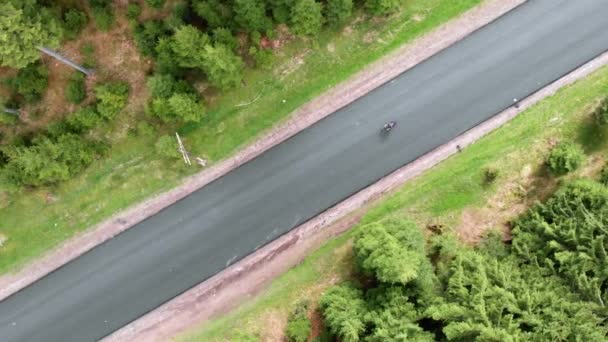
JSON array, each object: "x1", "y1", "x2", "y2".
[
  {"x1": 80, "y1": 42, "x2": 96, "y2": 68},
  {"x1": 193, "y1": 0, "x2": 234, "y2": 29},
  {"x1": 290, "y1": 0, "x2": 323, "y2": 36},
  {"x1": 62, "y1": 8, "x2": 88, "y2": 40},
  {"x1": 164, "y1": 2, "x2": 188, "y2": 30},
  {"x1": 483, "y1": 166, "x2": 499, "y2": 184},
  {"x1": 91, "y1": 6, "x2": 115, "y2": 31},
  {"x1": 365, "y1": 0, "x2": 401, "y2": 15},
  {"x1": 0, "y1": 113, "x2": 18, "y2": 125},
  {"x1": 319, "y1": 284, "x2": 367, "y2": 341},
  {"x1": 65, "y1": 106, "x2": 101, "y2": 132},
  {"x1": 593, "y1": 97, "x2": 608, "y2": 125},
  {"x1": 285, "y1": 301, "x2": 311, "y2": 342},
  {"x1": 546, "y1": 142, "x2": 585, "y2": 175},
  {"x1": 155, "y1": 135, "x2": 178, "y2": 158},
  {"x1": 167, "y1": 93, "x2": 205, "y2": 122},
  {"x1": 200, "y1": 44, "x2": 244, "y2": 89},
  {"x1": 212, "y1": 28, "x2": 239, "y2": 51},
  {"x1": 65, "y1": 72, "x2": 87, "y2": 104},
  {"x1": 2, "y1": 134, "x2": 104, "y2": 186},
  {"x1": 133, "y1": 20, "x2": 170, "y2": 57},
  {"x1": 512, "y1": 179, "x2": 608, "y2": 306},
  {"x1": 147, "y1": 74, "x2": 192, "y2": 98},
  {"x1": 136, "y1": 121, "x2": 156, "y2": 136},
  {"x1": 145, "y1": 0, "x2": 166, "y2": 9},
  {"x1": 6, "y1": 62, "x2": 48, "y2": 103},
  {"x1": 95, "y1": 81, "x2": 130, "y2": 119},
  {"x1": 324, "y1": 0, "x2": 353, "y2": 27},
  {"x1": 233, "y1": 0, "x2": 272, "y2": 32},
  {"x1": 600, "y1": 165, "x2": 608, "y2": 186},
  {"x1": 354, "y1": 217, "x2": 427, "y2": 284},
  {"x1": 126, "y1": 3, "x2": 142, "y2": 20}
]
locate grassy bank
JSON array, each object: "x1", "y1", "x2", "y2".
[
  {"x1": 178, "y1": 64, "x2": 608, "y2": 341},
  {"x1": 0, "y1": 0, "x2": 482, "y2": 274}
]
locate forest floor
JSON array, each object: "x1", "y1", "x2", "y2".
[
  {"x1": 175, "y1": 62, "x2": 608, "y2": 341},
  {"x1": 0, "y1": 0, "x2": 484, "y2": 283}
]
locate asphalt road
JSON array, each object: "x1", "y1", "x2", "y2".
[{"x1": 2, "y1": 1, "x2": 608, "y2": 341}]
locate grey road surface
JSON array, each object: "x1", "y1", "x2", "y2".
[{"x1": 2, "y1": 1, "x2": 608, "y2": 341}]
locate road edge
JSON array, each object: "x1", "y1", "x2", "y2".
[
  {"x1": 0, "y1": 0, "x2": 525, "y2": 302},
  {"x1": 114, "y1": 50, "x2": 608, "y2": 341}
]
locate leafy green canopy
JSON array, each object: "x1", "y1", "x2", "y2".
[
  {"x1": 354, "y1": 217, "x2": 428, "y2": 284},
  {"x1": 426, "y1": 249, "x2": 606, "y2": 341},
  {"x1": 0, "y1": 1, "x2": 62, "y2": 68},
  {"x1": 1, "y1": 134, "x2": 104, "y2": 186},
  {"x1": 513, "y1": 179, "x2": 608, "y2": 307}
]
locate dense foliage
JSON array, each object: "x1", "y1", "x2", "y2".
[
  {"x1": 513, "y1": 180, "x2": 608, "y2": 307},
  {"x1": 546, "y1": 142, "x2": 585, "y2": 175},
  {"x1": 285, "y1": 301, "x2": 312, "y2": 342},
  {"x1": 0, "y1": 0, "x2": 62, "y2": 68},
  {"x1": 1, "y1": 134, "x2": 104, "y2": 186},
  {"x1": 65, "y1": 72, "x2": 87, "y2": 104},
  {"x1": 594, "y1": 97, "x2": 608, "y2": 125},
  {"x1": 88, "y1": 0, "x2": 115, "y2": 31},
  {"x1": 319, "y1": 184, "x2": 608, "y2": 341},
  {"x1": 6, "y1": 61, "x2": 49, "y2": 103},
  {"x1": 62, "y1": 8, "x2": 88, "y2": 40},
  {"x1": 94, "y1": 81, "x2": 130, "y2": 119}
]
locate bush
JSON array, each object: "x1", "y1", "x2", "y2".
[
  {"x1": 324, "y1": 0, "x2": 353, "y2": 27},
  {"x1": 65, "y1": 72, "x2": 87, "y2": 104},
  {"x1": 6, "y1": 62, "x2": 48, "y2": 103},
  {"x1": 354, "y1": 217, "x2": 427, "y2": 284},
  {"x1": 593, "y1": 97, "x2": 608, "y2": 125},
  {"x1": 126, "y1": 3, "x2": 142, "y2": 20},
  {"x1": 167, "y1": 93, "x2": 205, "y2": 122},
  {"x1": 512, "y1": 179, "x2": 608, "y2": 306},
  {"x1": 200, "y1": 44, "x2": 244, "y2": 89},
  {"x1": 2, "y1": 134, "x2": 104, "y2": 186},
  {"x1": 136, "y1": 121, "x2": 156, "y2": 136},
  {"x1": 147, "y1": 74, "x2": 192, "y2": 99},
  {"x1": 145, "y1": 0, "x2": 166, "y2": 9},
  {"x1": 365, "y1": 0, "x2": 401, "y2": 15},
  {"x1": 290, "y1": 0, "x2": 323, "y2": 36},
  {"x1": 80, "y1": 42, "x2": 96, "y2": 68},
  {"x1": 483, "y1": 166, "x2": 499, "y2": 184},
  {"x1": 95, "y1": 81, "x2": 130, "y2": 119},
  {"x1": 233, "y1": 0, "x2": 272, "y2": 32},
  {"x1": 133, "y1": 20, "x2": 170, "y2": 57},
  {"x1": 212, "y1": 28, "x2": 239, "y2": 51},
  {"x1": 155, "y1": 135, "x2": 178, "y2": 158},
  {"x1": 319, "y1": 284, "x2": 367, "y2": 341},
  {"x1": 0, "y1": 113, "x2": 18, "y2": 125},
  {"x1": 600, "y1": 165, "x2": 608, "y2": 186},
  {"x1": 164, "y1": 2, "x2": 188, "y2": 30},
  {"x1": 91, "y1": 6, "x2": 115, "y2": 31},
  {"x1": 546, "y1": 142, "x2": 585, "y2": 175},
  {"x1": 62, "y1": 8, "x2": 88, "y2": 40},
  {"x1": 65, "y1": 106, "x2": 101, "y2": 132},
  {"x1": 285, "y1": 301, "x2": 311, "y2": 342}
]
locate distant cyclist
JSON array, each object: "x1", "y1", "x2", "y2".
[{"x1": 383, "y1": 121, "x2": 397, "y2": 133}]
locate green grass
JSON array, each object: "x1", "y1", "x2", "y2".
[
  {"x1": 0, "y1": 0, "x2": 481, "y2": 274},
  {"x1": 178, "y1": 65, "x2": 608, "y2": 341}
]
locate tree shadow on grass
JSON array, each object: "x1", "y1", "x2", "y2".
[{"x1": 576, "y1": 117, "x2": 608, "y2": 154}]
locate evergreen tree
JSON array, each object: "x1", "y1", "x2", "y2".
[
  {"x1": 319, "y1": 284, "x2": 367, "y2": 342},
  {"x1": 513, "y1": 179, "x2": 608, "y2": 307},
  {"x1": 354, "y1": 218, "x2": 427, "y2": 285},
  {"x1": 365, "y1": 0, "x2": 402, "y2": 15},
  {"x1": 0, "y1": 1, "x2": 62, "y2": 68},
  {"x1": 291, "y1": 0, "x2": 323, "y2": 36},
  {"x1": 233, "y1": 0, "x2": 272, "y2": 32},
  {"x1": 325, "y1": 0, "x2": 353, "y2": 27}
]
